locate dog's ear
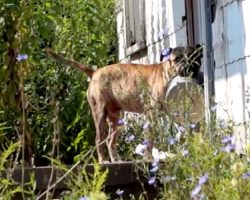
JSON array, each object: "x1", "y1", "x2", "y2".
[{"x1": 195, "y1": 44, "x2": 203, "y2": 59}]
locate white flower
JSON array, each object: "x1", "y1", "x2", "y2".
[
  {"x1": 135, "y1": 144, "x2": 147, "y2": 156},
  {"x1": 152, "y1": 148, "x2": 167, "y2": 161}
]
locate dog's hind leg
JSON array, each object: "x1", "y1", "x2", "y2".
[
  {"x1": 89, "y1": 101, "x2": 108, "y2": 163},
  {"x1": 107, "y1": 112, "x2": 121, "y2": 163}
]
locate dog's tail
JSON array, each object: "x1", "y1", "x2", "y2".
[{"x1": 45, "y1": 48, "x2": 94, "y2": 77}]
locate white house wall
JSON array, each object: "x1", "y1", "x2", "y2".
[
  {"x1": 117, "y1": 0, "x2": 128, "y2": 63},
  {"x1": 146, "y1": 0, "x2": 187, "y2": 63},
  {"x1": 213, "y1": 0, "x2": 250, "y2": 150},
  {"x1": 117, "y1": 0, "x2": 187, "y2": 64}
]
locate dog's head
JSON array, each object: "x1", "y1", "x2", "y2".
[{"x1": 169, "y1": 45, "x2": 203, "y2": 77}]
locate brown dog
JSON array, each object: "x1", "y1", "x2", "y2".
[{"x1": 46, "y1": 45, "x2": 203, "y2": 163}]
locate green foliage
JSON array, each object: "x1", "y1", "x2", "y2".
[
  {"x1": 64, "y1": 163, "x2": 109, "y2": 200},
  {"x1": 0, "y1": 140, "x2": 21, "y2": 200},
  {"x1": 49, "y1": 156, "x2": 109, "y2": 200},
  {"x1": 117, "y1": 112, "x2": 250, "y2": 200},
  {"x1": 0, "y1": 0, "x2": 117, "y2": 165},
  {"x1": 1, "y1": 1, "x2": 250, "y2": 199}
]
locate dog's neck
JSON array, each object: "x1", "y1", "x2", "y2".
[{"x1": 161, "y1": 61, "x2": 177, "y2": 80}]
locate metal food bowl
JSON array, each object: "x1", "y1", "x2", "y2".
[{"x1": 165, "y1": 75, "x2": 205, "y2": 124}]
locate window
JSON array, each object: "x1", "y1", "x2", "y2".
[
  {"x1": 125, "y1": 0, "x2": 146, "y2": 56},
  {"x1": 185, "y1": 0, "x2": 216, "y2": 45}
]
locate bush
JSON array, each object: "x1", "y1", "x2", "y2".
[
  {"x1": 115, "y1": 113, "x2": 250, "y2": 200},
  {"x1": 0, "y1": 0, "x2": 117, "y2": 165}
]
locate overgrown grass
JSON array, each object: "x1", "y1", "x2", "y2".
[{"x1": 1, "y1": 109, "x2": 250, "y2": 200}]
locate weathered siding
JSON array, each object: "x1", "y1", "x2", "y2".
[
  {"x1": 117, "y1": 0, "x2": 127, "y2": 63},
  {"x1": 145, "y1": 0, "x2": 187, "y2": 63},
  {"x1": 213, "y1": 0, "x2": 250, "y2": 151},
  {"x1": 117, "y1": 0, "x2": 187, "y2": 64},
  {"x1": 117, "y1": 0, "x2": 250, "y2": 151}
]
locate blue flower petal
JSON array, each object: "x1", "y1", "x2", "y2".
[
  {"x1": 242, "y1": 172, "x2": 250, "y2": 179},
  {"x1": 126, "y1": 134, "x2": 135, "y2": 142},
  {"x1": 221, "y1": 143, "x2": 235, "y2": 153},
  {"x1": 17, "y1": 54, "x2": 28, "y2": 62},
  {"x1": 143, "y1": 121, "x2": 150, "y2": 130},
  {"x1": 148, "y1": 176, "x2": 156, "y2": 185},
  {"x1": 79, "y1": 196, "x2": 89, "y2": 200},
  {"x1": 189, "y1": 123, "x2": 196, "y2": 129},
  {"x1": 150, "y1": 166, "x2": 158, "y2": 173},
  {"x1": 118, "y1": 119, "x2": 124, "y2": 125},
  {"x1": 168, "y1": 137, "x2": 176, "y2": 145},
  {"x1": 221, "y1": 135, "x2": 233, "y2": 144},
  {"x1": 116, "y1": 188, "x2": 124, "y2": 196}
]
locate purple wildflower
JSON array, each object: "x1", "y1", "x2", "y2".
[
  {"x1": 148, "y1": 176, "x2": 156, "y2": 185},
  {"x1": 142, "y1": 139, "x2": 150, "y2": 146},
  {"x1": 126, "y1": 134, "x2": 135, "y2": 142},
  {"x1": 118, "y1": 119, "x2": 124, "y2": 125},
  {"x1": 150, "y1": 165, "x2": 159, "y2": 173},
  {"x1": 221, "y1": 135, "x2": 233, "y2": 144},
  {"x1": 191, "y1": 173, "x2": 209, "y2": 197},
  {"x1": 182, "y1": 149, "x2": 189, "y2": 156},
  {"x1": 221, "y1": 143, "x2": 236, "y2": 153},
  {"x1": 191, "y1": 185, "x2": 202, "y2": 197},
  {"x1": 198, "y1": 173, "x2": 209, "y2": 185},
  {"x1": 143, "y1": 121, "x2": 150, "y2": 130},
  {"x1": 168, "y1": 137, "x2": 176, "y2": 145},
  {"x1": 116, "y1": 188, "x2": 124, "y2": 196},
  {"x1": 242, "y1": 172, "x2": 250, "y2": 179},
  {"x1": 160, "y1": 47, "x2": 172, "y2": 61},
  {"x1": 176, "y1": 125, "x2": 185, "y2": 133},
  {"x1": 16, "y1": 54, "x2": 28, "y2": 62},
  {"x1": 161, "y1": 48, "x2": 172, "y2": 56},
  {"x1": 79, "y1": 197, "x2": 89, "y2": 200},
  {"x1": 189, "y1": 123, "x2": 196, "y2": 129}
]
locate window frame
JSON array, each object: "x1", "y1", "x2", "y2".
[{"x1": 124, "y1": 0, "x2": 146, "y2": 56}]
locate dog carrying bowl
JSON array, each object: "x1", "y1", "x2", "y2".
[{"x1": 165, "y1": 75, "x2": 205, "y2": 124}]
